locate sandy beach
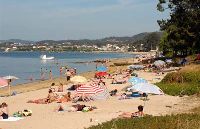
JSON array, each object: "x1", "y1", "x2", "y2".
[{"x1": 0, "y1": 57, "x2": 199, "y2": 129}]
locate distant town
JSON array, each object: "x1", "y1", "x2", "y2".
[{"x1": 0, "y1": 32, "x2": 162, "y2": 52}]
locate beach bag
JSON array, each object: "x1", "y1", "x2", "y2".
[{"x1": 22, "y1": 109, "x2": 32, "y2": 116}]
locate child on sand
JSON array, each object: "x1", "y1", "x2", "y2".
[{"x1": 0, "y1": 102, "x2": 9, "y2": 119}]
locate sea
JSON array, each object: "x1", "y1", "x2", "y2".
[{"x1": 0, "y1": 51, "x2": 134, "y2": 85}]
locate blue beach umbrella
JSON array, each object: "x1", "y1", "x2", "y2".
[
  {"x1": 128, "y1": 77, "x2": 147, "y2": 85},
  {"x1": 96, "y1": 66, "x2": 107, "y2": 72}
]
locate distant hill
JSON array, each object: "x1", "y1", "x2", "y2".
[
  {"x1": 1, "y1": 32, "x2": 163, "y2": 51},
  {"x1": 36, "y1": 31, "x2": 162, "y2": 44},
  {"x1": 101, "y1": 32, "x2": 150, "y2": 42},
  {"x1": 0, "y1": 39, "x2": 35, "y2": 44}
]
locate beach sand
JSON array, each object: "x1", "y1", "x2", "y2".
[{"x1": 0, "y1": 57, "x2": 199, "y2": 129}]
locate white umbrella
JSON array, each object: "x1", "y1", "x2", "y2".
[
  {"x1": 3, "y1": 75, "x2": 19, "y2": 80},
  {"x1": 154, "y1": 60, "x2": 165, "y2": 67},
  {"x1": 129, "y1": 83, "x2": 164, "y2": 95},
  {"x1": 3, "y1": 75, "x2": 19, "y2": 96}
]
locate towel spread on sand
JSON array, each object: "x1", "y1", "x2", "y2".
[{"x1": 0, "y1": 117, "x2": 24, "y2": 121}]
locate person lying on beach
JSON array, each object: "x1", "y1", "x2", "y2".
[
  {"x1": 54, "y1": 104, "x2": 96, "y2": 112},
  {"x1": 27, "y1": 89, "x2": 57, "y2": 104},
  {"x1": 54, "y1": 104, "x2": 85, "y2": 112},
  {"x1": 68, "y1": 104, "x2": 86, "y2": 112},
  {"x1": 119, "y1": 105, "x2": 144, "y2": 118},
  {"x1": 72, "y1": 94, "x2": 93, "y2": 103},
  {"x1": 110, "y1": 89, "x2": 118, "y2": 96},
  {"x1": 0, "y1": 102, "x2": 9, "y2": 119}
]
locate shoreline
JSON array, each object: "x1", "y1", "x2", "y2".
[{"x1": 0, "y1": 56, "x2": 136, "y2": 96}]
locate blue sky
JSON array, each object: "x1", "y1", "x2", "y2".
[{"x1": 0, "y1": 0, "x2": 169, "y2": 40}]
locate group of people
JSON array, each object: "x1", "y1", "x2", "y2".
[
  {"x1": 27, "y1": 83, "x2": 71, "y2": 104},
  {"x1": 38, "y1": 67, "x2": 76, "y2": 81}
]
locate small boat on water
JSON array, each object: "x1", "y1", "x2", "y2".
[{"x1": 40, "y1": 55, "x2": 54, "y2": 60}]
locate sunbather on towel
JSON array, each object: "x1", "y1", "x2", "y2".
[
  {"x1": 54, "y1": 104, "x2": 86, "y2": 112},
  {"x1": 54, "y1": 104, "x2": 96, "y2": 112},
  {"x1": 0, "y1": 102, "x2": 9, "y2": 119},
  {"x1": 27, "y1": 98, "x2": 48, "y2": 104},
  {"x1": 119, "y1": 105, "x2": 144, "y2": 118},
  {"x1": 27, "y1": 89, "x2": 57, "y2": 104}
]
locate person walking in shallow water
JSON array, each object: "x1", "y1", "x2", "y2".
[
  {"x1": 40, "y1": 68, "x2": 45, "y2": 80},
  {"x1": 59, "y1": 67, "x2": 63, "y2": 77}
]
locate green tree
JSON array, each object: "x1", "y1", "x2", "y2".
[{"x1": 157, "y1": 0, "x2": 200, "y2": 56}]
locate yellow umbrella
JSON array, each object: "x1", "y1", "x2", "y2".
[{"x1": 70, "y1": 76, "x2": 87, "y2": 83}]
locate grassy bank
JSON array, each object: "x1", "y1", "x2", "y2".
[
  {"x1": 157, "y1": 65, "x2": 200, "y2": 96},
  {"x1": 88, "y1": 113, "x2": 200, "y2": 129},
  {"x1": 88, "y1": 106, "x2": 200, "y2": 129}
]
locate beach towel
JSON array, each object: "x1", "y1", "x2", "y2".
[{"x1": 0, "y1": 117, "x2": 24, "y2": 121}]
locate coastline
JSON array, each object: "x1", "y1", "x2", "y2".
[{"x1": 0, "y1": 56, "x2": 135, "y2": 96}]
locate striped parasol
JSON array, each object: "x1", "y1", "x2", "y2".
[{"x1": 76, "y1": 83, "x2": 104, "y2": 95}]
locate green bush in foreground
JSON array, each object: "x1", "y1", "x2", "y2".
[
  {"x1": 156, "y1": 83, "x2": 200, "y2": 96},
  {"x1": 87, "y1": 114, "x2": 200, "y2": 129}
]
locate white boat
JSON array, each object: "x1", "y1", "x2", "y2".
[{"x1": 40, "y1": 55, "x2": 54, "y2": 60}]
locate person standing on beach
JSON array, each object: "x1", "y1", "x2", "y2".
[
  {"x1": 29, "y1": 74, "x2": 34, "y2": 81},
  {"x1": 74, "y1": 68, "x2": 77, "y2": 75},
  {"x1": 40, "y1": 68, "x2": 43, "y2": 77},
  {"x1": 59, "y1": 67, "x2": 63, "y2": 77},
  {"x1": 49, "y1": 70, "x2": 53, "y2": 80},
  {"x1": 66, "y1": 69, "x2": 71, "y2": 81},
  {"x1": 40, "y1": 68, "x2": 45, "y2": 80}
]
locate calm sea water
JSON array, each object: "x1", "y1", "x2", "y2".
[{"x1": 0, "y1": 51, "x2": 134, "y2": 85}]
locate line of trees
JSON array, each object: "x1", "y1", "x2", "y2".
[{"x1": 157, "y1": 0, "x2": 200, "y2": 57}]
